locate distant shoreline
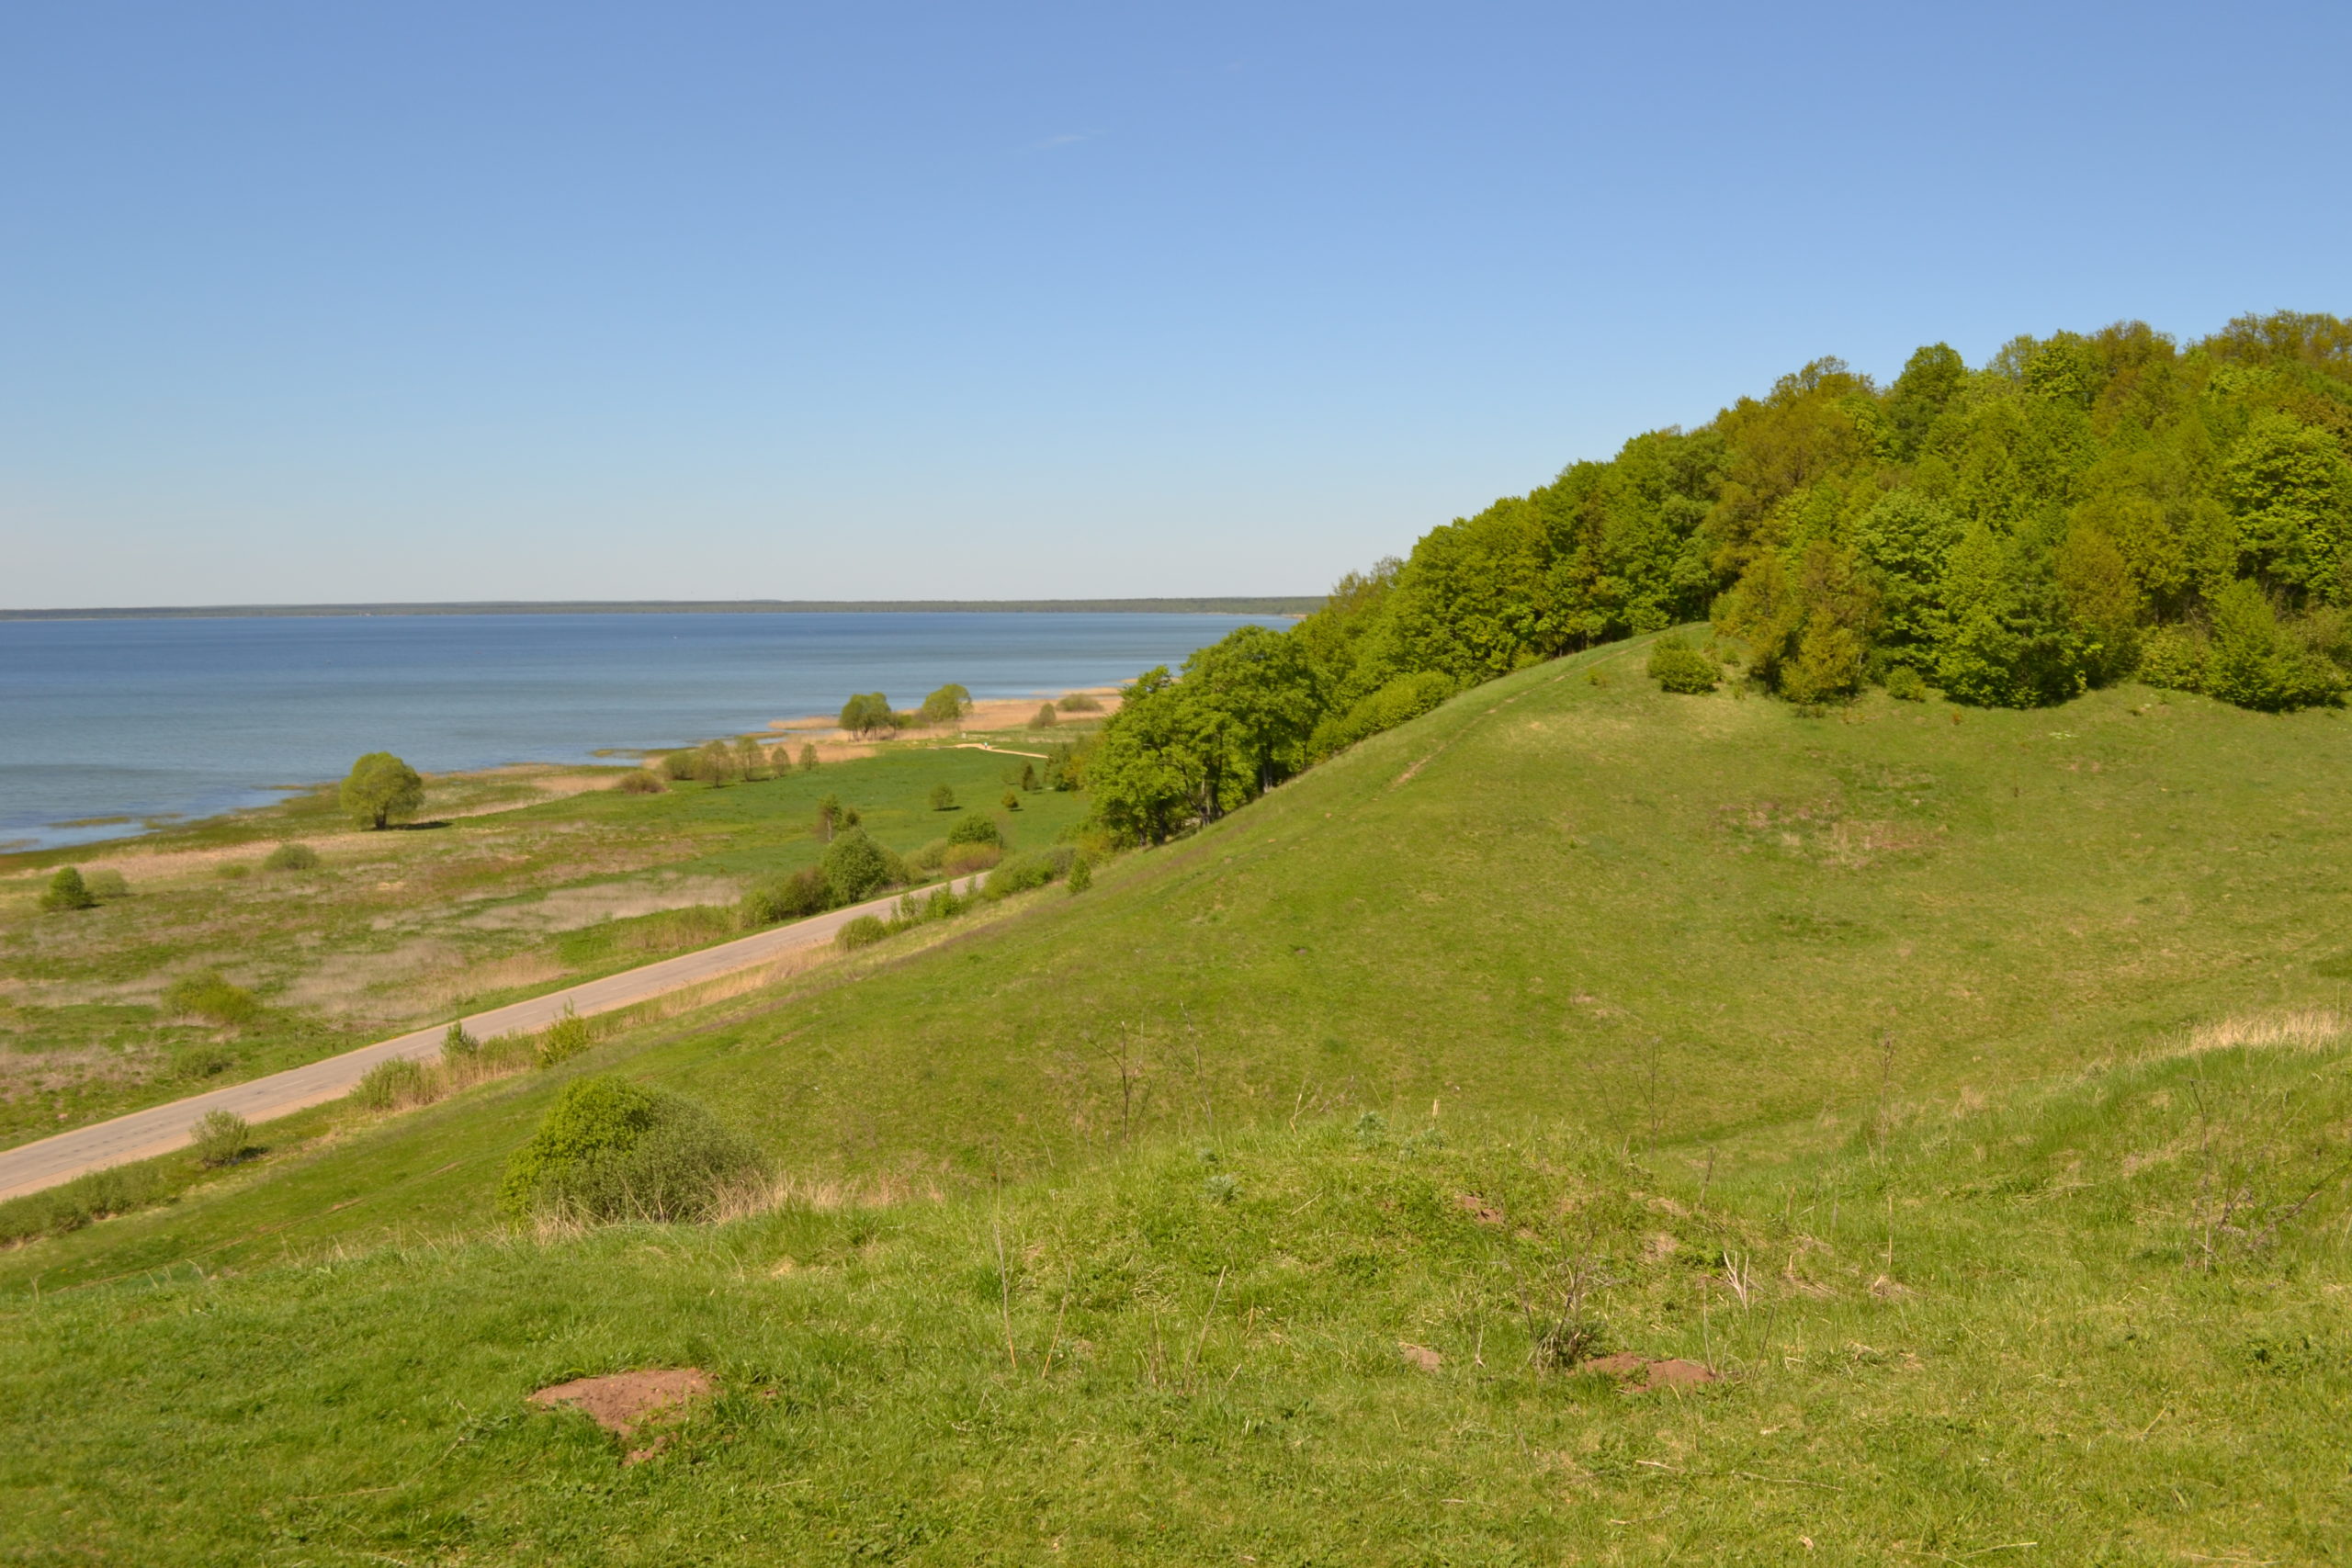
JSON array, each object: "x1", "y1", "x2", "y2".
[{"x1": 0, "y1": 597, "x2": 1319, "y2": 622}]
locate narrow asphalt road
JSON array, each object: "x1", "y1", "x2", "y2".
[{"x1": 0, "y1": 875, "x2": 981, "y2": 1202}]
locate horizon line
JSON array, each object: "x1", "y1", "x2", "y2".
[{"x1": 0, "y1": 596, "x2": 1324, "y2": 622}]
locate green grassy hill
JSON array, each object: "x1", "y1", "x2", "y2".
[{"x1": 4, "y1": 637, "x2": 2349, "y2": 1562}]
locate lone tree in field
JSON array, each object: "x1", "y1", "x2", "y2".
[
  {"x1": 930, "y1": 783, "x2": 956, "y2": 811},
  {"x1": 797, "y1": 742, "x2": 820, "y2": 773},
  {"x1": 1032, "y1": 703, "x2": 1058, "y2": 728},
  {"x1": 918, "y1": 684, "x2": 972, "y2": 727},
  {"x1": 340, "y1": 752, "x2": 425, "y2": 830}
]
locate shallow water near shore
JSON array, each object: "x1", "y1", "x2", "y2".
[{"x1": 0, "y1": 612, "x2": 1276, "y2": 850}]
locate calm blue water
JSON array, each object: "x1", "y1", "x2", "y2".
[{"x1": 0, "y1": 613, "x2": 1273, "y2": 851}]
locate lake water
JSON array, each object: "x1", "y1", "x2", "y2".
[{"x1": 0, "y1": 612, "x2": 1276, "y2": 851}]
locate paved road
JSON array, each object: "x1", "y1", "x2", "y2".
[{"x1": 0, "y1": 876, "x2": 980, "y2": 1202}]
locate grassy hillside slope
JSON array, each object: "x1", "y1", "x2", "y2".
[
  {"x1": 6, "y1": 633, "x2": 2350, "y2": 1289},
  {"x1": 3, "y1": 637, "x2": 2349, "y2": 1562}
]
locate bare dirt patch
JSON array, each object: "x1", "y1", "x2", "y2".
[
  {"x1": 1580, "y1": 1353, "x2": 1719, "y2": 1390},
  {"x1": 529, "y1": 1368, "x2": 714, "y2": 1462},
  {"x1": 1398, "y1": 1342, "x2": 1443, "y2": 1373}
]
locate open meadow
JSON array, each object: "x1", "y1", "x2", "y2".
[{"x1": 3, "y1": 638, "x2": 2346, "y2": 1563}]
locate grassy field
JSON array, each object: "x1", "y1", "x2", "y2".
[
  {"x1": 2, "y1": 639, "x2": 2348, "y2": 1561},
  {"x1": 0, "y1": 728, "x2": 1091, "y2": 1147}
]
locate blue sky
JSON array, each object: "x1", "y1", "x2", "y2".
[{"x1": 4, "y1": 1, "x2": 2347, "y2": 608}]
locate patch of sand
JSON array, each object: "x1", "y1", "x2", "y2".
[{"x1": 1581, "y1": 1353, "x2": 1720, "y2": 1390}]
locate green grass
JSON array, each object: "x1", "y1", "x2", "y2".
[
  {"x1": 0, "y1": 743, "x2": 1086, "y2": 1145},
  {"x1": 3, "y1": 640, "x2": 2349, "y2": 1560}
]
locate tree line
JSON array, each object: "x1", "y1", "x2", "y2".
[{"x1": 1086, "y1": 310, "x2": 2352, "y2": 843}]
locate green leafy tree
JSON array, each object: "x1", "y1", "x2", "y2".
[
  {"x1": 339, "y1": 752, "x2": 424, "y2": 830},
  {"x1": 2224, "y1": 412, "x2": 2352, "y2": 603},
  {"x1": 1853, "y1": 490, "x2": 1962, "y2": 662},
  {"x1": 1182, "y1": 624, "x2": 1321, "y2": 795},
  {"x1": 797, "y1": 742, "x2": 820, "y2": 772},
  {"x1": 929, "y1": 783, "x2": 956, "y2": 811},
  {"x1": 1032, "y1": 703, "x2": 1058, "y2": 728},
  {"x1": 839, "y1": 693, "x2": 899, "y2": 738},
  {"x1": 918, "y1": 684, "x2": 972, "y2": 726}
]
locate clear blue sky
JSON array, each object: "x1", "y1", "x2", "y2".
[{"x1": 5, "y1": 2, "x2": 2346, "y2": 608}]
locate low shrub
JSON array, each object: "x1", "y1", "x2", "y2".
[
  {"x1": 836, "y1": 914, "x2": 890, "y2": 951},
  {"x1": 262, "y1": 841, "x2": 319, "y2": 871},
  {"x1": 441, "y1": 1021, "x2": 481, "y2": 1062},
  {"x1": 907, "y1": 838, "x2": 950, "y2": 874},
  {"x1": 946, "y1": 814, "x2": 1004, "y2": 848},
  {"x1": 662, "y1": 750, "x2": 699, "y2": 781},
  {"x1": 215, "y1": 863, "x2": 250, "y2": 880},
  {"x1": 942, "y1": 842, "x2": 1002, "y2": 877},
  {"x1": 984, "y1": 847, "x2": 1076, "y2": 900},
  {"x1": 2137, "y1": 625, "x2": 2206, "y2": 693},
  {"x1": 170, "y1": 1043, "x2": 237, "y2": 1080},
  {"x1": 1001, "y1": 789, "x2": 1022, "y2": 812},
  {"x1": 1883, "y1": 664, "x2": 1928, "y2": 702},
  {"x1": 0, "y1": 1163, "x2": 169, "y2": 1245},
  {"x1": 1306, "y1": 671, "x2": 1458, "y2": 761},
  {"x1": 930, "y1": 783, "x2": 956, "y2": 811},
  {"x1": 188, "y1": 1109, "x2": 252, "y2": 1167},
  {"x1": 353, "y1": 1056, "x2": 434, "y2": 1111},
  {"x1": 39, "y1": 867, "x2": 96, "y2": 912},
  {"x1": 1032, "y1": 704, "x2": 1058, "y2": 728},
  {"x1": 1646, "y1": 635, "x2": 1722, "y2": 694},
  {"x1": 161, "y1": 971, "x2": 260, "y2": 1027},
  {"x1": 741, "y1": 866, "x2": 832, "y2": 927},
  {"x1": 797, "y1": 743, "x2": 820, "y2": 772},
  {"x1": 1068, "y1": 854, "x2": 1094, "y2": 894},
  {"x1": 2202, "y1": 581, "x2": 2346, "y2": 712},
  {"x1": 1057, "y1": 693, "x2": 1103, "y2": 713},
  {"x1": 537, "y1": 1008, "x2": 594, "y2": 1067},
  {"x1": 83, "y1": 867, "x2": 130, "y2": 898},
  {"x1": 614, "y1": 771, "x2": 666, "y2": 795},
  {"x1": 497, "y1": 1075, "x2": 764, "y2": 1224}
]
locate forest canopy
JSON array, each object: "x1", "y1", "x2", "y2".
[{"x1": 1087, "y1": 311, "x2": 2352, "y2": 844}]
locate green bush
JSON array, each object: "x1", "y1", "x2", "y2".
[
  {"x1": 946, "y1": 814, "x2": 1003, "y2": 848},
  {"x1": 497, "y1": 1075, "x2": 764, "y2": 1224},
  {"x1": 1032, "y1": 704, "x2": 1058, "y2": 728},
  {"x1": 797, "y1": 743, "x2": 820, "y2": 772},
  {"x1": 161, "y1": 971, "x2": 259, "y2": 1027},
  {"x1": 442, "y1": 1021, "x2": 481, "y2": 1062},
  {"x1": 1646, "y1": 635, "x2": 1722, "y2": 694},
  {"x1": 2137, "y1": 625, "x2": 2206, "y2": 692},
  {"x1": 1057, "y1": 692, "x2": 1103, "y2": 714},
  {"x1": 741, "y1": 866, "x2": 831, "y2": 926},
  {"x1": 836, "y1": 914, "x2": 890, "y2": 951},
  {"x1": 188, "y1": 1110, "x2": 252, "y2": 1168},
  {"x1": 1883, "y1": 663, "x2": 1928, "y2": 701},
  {"x1": 1001, "y1": 789, "x2": 1022, "y2": 812},
  {"x1": 662, "y1": 749, "x2": 699, "y2": 781},
  {"x1": 39, "y1": 866, "x2": 96, "y2": 912},
  {"x1": 537, "y1": 1008, "x2": 594, "y2": 1067},
  {"x1": 2202, "y1": 581, "x2": 2346, "y2": 712},
  {"x1": 262, "y1": 841, "x2": 319, "y2": 872},
  {"x1": 214, "y1": 862, "x2": 250, "y2": 880},
  {"x1": 614, "y1": 770, "x2": 666, "y2": 795},
  {"x1": 83, "y1": 867, "x2": 130, "y2": 898},
  {"x1": 353, "y1": 1057, "x2": 433, "y2": 1111},
  {"x1": 942, "y1": 842, "x2": 1002, "y2": 877},
  {"x1": 820, "y1": 828, "x2": 895, "y2": 906},
  {"x1": 0, "y1": 1163, "x2": 168, "y2": 1245},
  {"x1": 1068, "y1": 854, "x2": 1094, "y2": 895},
  {"x1": 984, "y1": 847, "x2": 1077, "y2": 900},
  {"x1": 1306, "y1": 671, "x2": 1458, "y2": 761},
  {"x1": 170, "y1": 1043, "x2": 236, "y2": 1080},
  {"x1": 929, "y1": 783, "x2": 956, "y2": 811}
]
